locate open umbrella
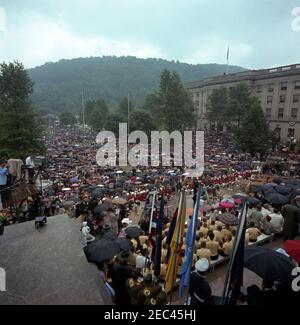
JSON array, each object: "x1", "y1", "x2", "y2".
[
  {"x1": 102, "y1": 230, "x2": 118, "y2": 241},
  {"x1": 264, "y1": 192, "x2": 288, "y2": 205},
  {"x1": 274, "y1": 185, "x2": 291, "y2": 196},
  {"x1": 247, "y1": 197, "x2": 260, "y2": 206},
  {"x1": 84, "y1": 239, "x2": 120, "y2": 263},
  {"x1": 115, "y1": 237, "x2": 131, "y2": 251},
  {"x1": 112, "y1": 197, "x2": 127, "y2": 205},
  {"x1": 284, "y1": 240, "x2": 300, "y2": 263},
  {"x1": 261, "y1": 183, "x2": 278, "y2": 194},
  {"x1": 244, "y1": 246, "x2": 294, "y2": 283},
  {"x1": 219, "y1": 201, "x2": 235, "y2": 209},
  {"x1": 92, "y1": 188, "x2": 105, "y2": 198},
  {"x1": 218, "y1": 213, "x2": 238, "y2": 225},
  {"x1": 125, "y1": 226, "x2": 143, "y2": 239},
  {"x1": 287, "y1": 179, "x2": 300, "y2": 189}
]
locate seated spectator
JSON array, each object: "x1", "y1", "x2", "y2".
[
  {"x1": 209, "y1": 220, "x2": 217, "y2": 231},
  {"x1": 221, "y1": 224, "x2": 232, "y2": 241},
  {"x1": 136, "y1": 246, "x2": 148, "y2": 270},
  {"x1": 161, "y1": 242, "x2": 168, "y2": 263},
  {"x1": 269, "y1": 208, "x2": 284, "y2": 234},
  {"x1": 247, "y1": 204, "x2": 263, "y2": 228},
  {"x1": 246, "y1": 222, "x2": 261, "y2": 242},
  {"x1": 206, "y1": 231, "x2": 220, "y2": 261},
  {"x1": 261, "y1": 215, "x2": 274, "y2": 235},
  {"x1": 159, "y1": 263, "x2": 168, "y2": 280},
  {"x1": 245, "y1": 232, "x2": 249, "y2": 246},
  {"x1": 200, "y1": 222, "x2": 209, "y2": 238},
  {"x1": 139, "y1": 232, "x2": 148, "y2": 246},
  {"x1": 213, "y1": 225, "x2": 224, "y2": 244},
  {"x1": 221, "y1": 234, "x2": 233, "y2": 257},
  {"x1": 196, "y1": 241, "x2": 211, "y2": 261}
]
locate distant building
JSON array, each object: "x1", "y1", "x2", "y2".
[{"x1": 186, "y1": 63, "x2": 300, "y2": 141}]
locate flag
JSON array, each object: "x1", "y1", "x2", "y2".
[
  {"x1": 165, "y1": 207, "x2": 178, "y2": 263},
  {"x1": 178, "y1": 187, "x2": 201, "y2": 298},
  {"x1": 148, "y1": 192, "x2": 158, "y2": 260},
  {"x1": 227, "y1": 46, "x2": 230, "y2": 61},
  {"x1": 154, "y1": 196, "x2": 165, "y2": 278},
  {"x1": 221, "y1": 200, "x2": 248, "y2": 305},
  {"x1": 164, "y1": 190, "x2": 187, "y2": 294}
]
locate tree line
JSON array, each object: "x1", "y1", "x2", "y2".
[
  {"x1": 59, "y1": 69, "x2": 195, "y2": 135},
  {"x1": 206, "y1": 83, "x2": 274, "y2": 155}
]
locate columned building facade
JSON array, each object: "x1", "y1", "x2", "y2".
[{"x1": 186, "y1": 63, "x2": 300, "y2": 141}]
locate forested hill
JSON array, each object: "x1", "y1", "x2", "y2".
[{"x1": 28, "y1": 56, "x2": 247, "y2": 114}]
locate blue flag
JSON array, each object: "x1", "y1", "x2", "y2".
[{"x1": 178, "y1": 187, "x2": 201, "y2": 298}]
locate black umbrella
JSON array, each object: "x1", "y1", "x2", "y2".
[
  {"x1": 261, "y1": 183, "x2": 277, "y2": 195},
  {"x1": 92, "y1": 188, "x2": 105, "y2": 198},
  {"x1": 251, "y1": 185, "x2": 262, "y2": 194},
  {"x1": 84, "y1": 239, "x2": 120, "y2": 263},
  {"x1": 264, "y1": 192, "x2": 288, "y2": 205},
  {"x1": 247, "y1": 197, "x2": 261, "y2": 207},
  {"x1": 274, "y1": 185, "x2": 292, "y2": 196},
  {"x1": 218, "y1": 213, "x2": 238, "y2": 225},
  {"x1": 94, "y1": 204, "x2": 108, "y2": 214},
  {"x1": 115, "y1": 237, "x2": 131, "y2": 251},
  {"x1": 244, "y1": 246, "x2": 294, "y2": 282},
  {"x1": 289, "y1": 188, "x2": 300, "y2": 202},
  {"x1": 287, "y1": 179, "x2": 300, "y2": 189},
  {"x1": 125, "y1": 226, "x2": 143, "y2": 239},
  {"x1": 102, "y1": 230, "x2": 118, "y2": 241}
]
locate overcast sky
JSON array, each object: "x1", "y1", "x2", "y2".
[{"x1": 0, "y1": 0, "x2": 299, "y2": 69}]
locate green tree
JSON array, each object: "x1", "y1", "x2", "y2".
[
  {"x1": 130, "y1": 110, "x2": 156, "y2": 135},
  {"x1": 0, "y1": 61, "x2": 44, "y2": 159},
  {"x1": 233, "y1": 99, "x2": 272, "y2": 156},
  {"x1": 85, "y1": 99, "x2": 108, "y2": 131},
  {"x1": 141, "y1": 93, "x2": 160, "y2": 121},
  {"x1": 105, "y1": 112, "x2": 125, "y2": 135},
  {"x1": 228, "y1": 82, "x2": 252, "y2": 128},
  {"x1": 118, "y1": 97, "x2": 134, "y2": 119},
  {"x1": 158, "y1": 69, "x2": 195, "y2": 131},
  {"x1": 206, "y1": 87, "x2": 229, "y2": 129},
  {"x1": 58, "y1": 111, "x2": 77, "y2": 126},
  {"x1": 142, "y1": 69, "x2": 195, "y2": 132}
]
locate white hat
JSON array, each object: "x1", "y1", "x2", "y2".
[
  {"x1": 121, "y1": 218, "x2": 132, "y2": 225},
  {"x1": 195, "y1": 258, "x2": 209, "y2": 272}
]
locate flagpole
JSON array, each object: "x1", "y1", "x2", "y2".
[
  {"x1": 169, "y1": 190, "x2": 185, "y2": 305},
  {"x1": 226, "y1": 45, "x2": 230, "y2": 75},
  {"x1": 145, "y1": 191, "x2": 156, "y2": 274},
  {"x1": 184, "y1": 186, "x2": 201, "y2": 303},
  {"x1": 148, "y1": 191, "x2": 157, "y2": 234}
]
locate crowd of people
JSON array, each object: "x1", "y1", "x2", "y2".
[{"x1": 1, "y1": 122, "x2": 300, "y2": 305}]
